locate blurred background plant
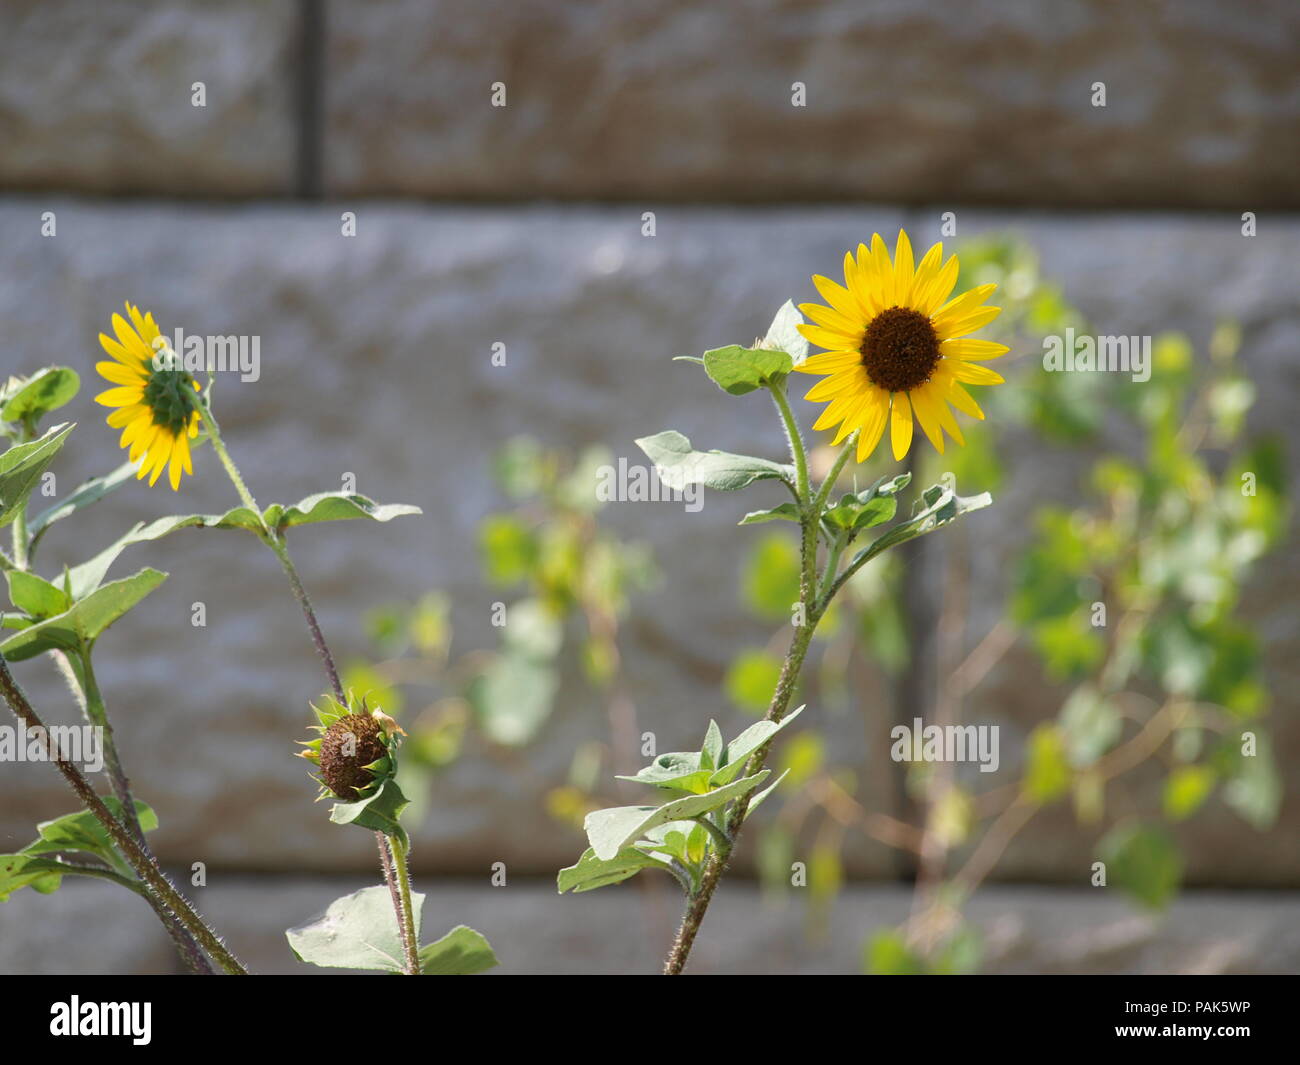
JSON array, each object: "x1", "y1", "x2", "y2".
[
  {"x1": 342, "y1": 438, "x2": 657, "y2": 830},
  {"x1": 731, "y1": 238, "x2": 1287, "y2": 972}
]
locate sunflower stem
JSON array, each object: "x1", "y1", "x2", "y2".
[
  {"x1": 663, "y1": 422, "x2": 828, "y2": 975},
  {"x1": 0, "y1": 654, "x2": 247, "y2": 974},
  {"x1": 768, "y1": 382, "x2": 810, "y2": 505},
  {"x1": 388, "y1": 834, "x2": 422, "y2": 975},
  {"x1": 197, "y1": 395, "x2": 409, "y2": 963},
  {"x1": 196, "y1": 400, "x2": 345, "y2": 702},
  {"x1": 67, "y1": 649, "x2": 214, "y2": 974}
]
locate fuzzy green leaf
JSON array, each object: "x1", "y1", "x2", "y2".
[
  {"x1": 701, "y1": 345, "x2": 793, "y2": 396},
  {"x1": 711, "y1": 705, "x2": 805, "y2": 786},
  {"x1": 5, "y1": 570, "x2": 69, "y2": 619},
  {"x1": 0, "y1": 569, "x2": 167, "y2": 661},
  {"x1": 264, "y1": 492, "x2": 422, "y2": 532},
  {"x1": 1, "y1": 368, "x2": 80, "y2": 425},
  {"x1": 0, "y1": 423, "x2": 74, "y2": 528},
  {"x1": 738, "y1": 502, "x2": 801, "y2": 526},
  {"x1": 557, "y1": 846, "x2": 677, "y2": 894},
  {"x1": 584, "y1": 771, "x2": 769, "y2": 860},
  {"x1": 418, "y1": 925, "x2": 499, "y2": 975},
  {"x1": 287, "y1": 885, "x2": 423, "y2": 972},
  {"x1": 329, "y1": 777, "x2": 410, "y2": 848},
  {"x1": 27, "y1": 460, "x2": 140, "y2": 544},
  {"x1": 761, "y1": 300, "x2": 810, "y2": 365},
  {"x1": 636, "y1": 430, "x2": 794, "y2": 493}
]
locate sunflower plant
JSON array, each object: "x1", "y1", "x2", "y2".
[
  {"x1": 0, "y1": 302, "x2": 495, "y2": 975},
  {"x1": 557, "y1": 231, "x2": 1002, "y2": 974}
]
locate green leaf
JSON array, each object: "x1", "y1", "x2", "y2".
[
  {"x1": 700, "y1": 720, "x2": 723, "y2": 771},
  {"x1": 329, "y1": 777, "x2": 410, "y2": 847},
  {"x1": 1099, "y1": 823, "x2": 1182, "y2": 910},
  {"x1": 635, "y1": 430, "x2": 794, "y2": 493},
  {"x1": 557, "y1": 847, "x2": 676, "y2": 894},
  {"x1": 865, "y1": 929, "x2": 926, "y2": 974},
  {"x1": 615, "y1": 751, "x2": 712, "y2": 794},
  {"x1": 724, "y1": 649, "x2": 784, "y2": 714},
  {"x1": 0, "y1": 568, "x2": 167, "y2": 661},
  {"x1": 287, "y1": 885, "x2": 423, "y2": 972},
  {"x1": 761, "y1": 300, "x2": 810, "y2": 365},
  {"x1": 22, "y1": 799, "x2": 157, "y2": 880},
  {"x1": 1, "y1": 368, "x2": 80, "y2": 425},
  {"x1": 1022, "y1": 724, "x2": 1071, "y2": 802},
  {"x1": 1059, "y1": 685, "x2": 1122, "y2": 767},
  {"x1": 584, "y1": 772, "x2": 769, "y2": 860},
  {"x1": 264, "y1": 492, "x2": 422, "y2": 533},
  {"x1": 27, "y1": 460, "x2": 140, "y2": 543},
  {"x1": 469, "y1": 651, "x2": 559, "y2": 747},
  {"x1": 744, "y1": 768, "x2": 790, "y2": 818},
  {"x1": 6, "y1": 570, "x2": 69, "y2": 618},
  {"x1": 711, "y1": 705, "x2": 805, "y2": 787},
  {"x1": 845, "y1": 480, "x2": 992, "y2": 576},
  {"x1": 0, "y1": 853, "x2": 67, "y2": 900},
  {"x1": 701, "y1": 345, "x2": 793, "y2": 396},
  {"x1": 743, "y1": 534, "x2": 802, "y2": 619},
  {"x1": 418, "y1": 925, "x2": 498, "y2": 975},
  {"x1": 1163, "y1": 765, "x2": 1215, "y2": 821},
  {"x1": 0, "y1": 423, "x2": 74, "y2": 528},
  {"x1": 738, "y1": 502, "x2": 801, "y2": 526}
]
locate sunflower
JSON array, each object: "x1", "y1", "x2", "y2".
[
  {"x1": 94, "y1": 302, "x2": 200, "y2": 490},
  {"x1": 795, "y1": 231, "x2": 1008, "y2": 463}
]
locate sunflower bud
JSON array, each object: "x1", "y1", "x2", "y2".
[{"x1": 298, "y1": 694, "x2": 403, "y2": 803}]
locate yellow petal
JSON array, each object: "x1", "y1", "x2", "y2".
[
  {"x1": 796, "y1": 350, "x2": 861, "y2": 375},
  {"x1": 96, "y1": 360, "x2": 145, "y2": 386},
  {"x1": 813, "y1": 389, "x2": 865, "y2": 432},
  {"x1": 870, "y1": 234, "x2": 894, "y2": 307},
  {"x1": 856, "y1": 391, "x2": 890, "y2": 462},
  {"x1": 909, "y1": 384, "x2": 946, "y2": 455},
  {"x1": 108, "y1": 405, "x2": 146, "y2": 431},
  {"x1": 797, "y1": 322, "x2": 861, "y2": 351},
  {"x1": 918, "y1": 380, "x2": 965, "y2": 446},
  {"x1": 917, "y1": 254, "x2": 960, "y2": 316},
  {"x1": 805, "y1": 367, "x2": 868, "y2": 402},
  {"x1": 947, "y1": 360, "x2": 1005, "y2": 385},
  {"x1": 799, "y1": 301, "x2": 864, "y2": 336},
  {"x1": 945, "y1": 381, "x2": 986, "y2": 421},
  {"x1": 830, "y1": 388, "x2": 878, "y2": 445},
  {"x1": 940, "y1": 338, "x2": 1010, "y2": 361},
  {"x1": 95, "y1": 386, "x2": 145, "y2": 408},
  {"x1": 811, "y1": 275, "x2": 861, "y2": 321},
  {"x1": 936, "y1": 305, "x2": 1002, "y2": 340},
  {"x1": 933, "y1": 283, "x2": 997, "y2": 326},
  {"x1": 907, "y1": 242, "x2": 943, "y2": 312},
  {"x1": 99, "y1": 332, "x2": 144, "y2": 367},
  {"x1": 892, "y1": 230, "x2": 915, "y2": 306},
  {"x1": 890, "y1": 392, "x2": 913, "y2": 460}
]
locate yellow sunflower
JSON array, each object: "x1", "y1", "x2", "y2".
[
  {"x1": 795, "y1": 231, "x2": 1008, "y2": 463},
  {"x1": 94, "y1": 302, "x2": 200, "y2": 490}
]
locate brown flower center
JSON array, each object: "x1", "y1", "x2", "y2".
[
  {"x1": 318, "y1": 713, "x2": 386, "y2": 801},
  {"x1": 860, "y1": 307, "x2": 941, "y2": 393}
]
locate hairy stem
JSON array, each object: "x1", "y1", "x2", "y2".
[
  {"x1": 663, "y1": 392, "x2": 837, "y2": 975},
  {"x1": 388, "y1": 835, "x2": 422, "y2": 975},
  {"x1": 70, "y1": 650, "x2": 212, "y2": 974},
  {"x1": 0, "y1": 655, "x2": 247, "y2": 974}
]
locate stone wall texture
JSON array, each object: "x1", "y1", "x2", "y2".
[{"x1": 0, "y1": 0, "x2": 1296, "y2": 974}]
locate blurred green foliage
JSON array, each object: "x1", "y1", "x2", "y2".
[
  {"x1": 343, "y1": 437, "x2": 656, "y2": 828},
  {"x1": 728, "y1": 236, "x2": 1287, "y2": 973}
]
